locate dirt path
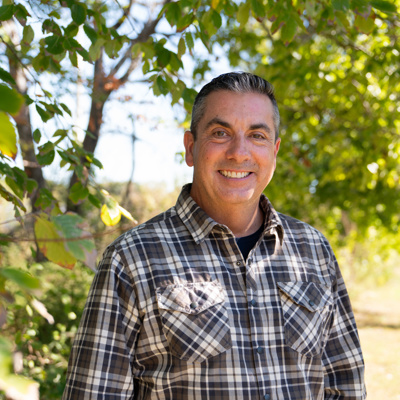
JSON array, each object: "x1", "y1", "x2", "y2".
[{"x1": 352, "y1": 283, "x2": 400, "y2": 399}]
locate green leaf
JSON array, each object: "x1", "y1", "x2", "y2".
[
  {"x1": 53, "y1": 129, "x2": 68, "y2": 138},
  {"x1": 90, "y1": 156, "x2": 103, "y2": 169},
  {"x1": 60, "y1": 103, "x2": 72, "y2": 116},
  {"x1": 53, "y1": 214, "x2": 96, "y2": 262},
  {"x1": 42, "y1": 18, "x2": 62, "y2": 35},
  {"x1": 171, "y1": 79, "x2": 186, "y2": 105},
  {"x1": 250, "y1": 0, "x2": 265, "y2": 18},
  {"x1": 89, "y1": 39, "x2": 105, "y2": 61},
  {"x1": 45, "y1": 35, "x2": 64, "y2": 55},
  {"x1": 64, "y1": 22, "x2": 79, "y2": 37},
  {"x1": 176, "y1": 13, "x2": 193, "y2": 32},
  {"x1": 0, "y1": 68, "x2": 16, "y2": 85},
  {"x1": 332, "y1": 0, "x2": 350, "y2": 11},
  {"x1": 281, "y1": 17, "x2": 297, "y2": 45},
  {"x1": 69, "y1": 181, "x2": 89, "y2": 203},
  {"x1": 156, "y1": 76, "x2": 169, "y2": 95},
  {"x1": 33, "y1": 129, "x2": 41, "y2": 144},
  {"x1": 335, "y1": 10, "x2": 351, "y2": 29},
  {"x1": 49, "y1": 10, "x2": 61, "y2": 18},
  {"x1": 22, "y1": 25, "x2": 34, "y2": 43},
  {"x1": 83, "y1": 24, "x2": 97, "y2": 43},
  {"x1": 36, "y1": 150, "x2": 55, "y2": 166},
  {"x1": 0, "y1": 268, "x2": 40, "y2": 291},
  {"x1": 185, "y1": 32, "x2": 194, "y2": 50},
  {"x1": 26, "y1": 178, "x2": 38, "y2": 194},
  {"x1": 156, "y1": 47, "x2": 171, "y2": 68},
  {"x1": 0, "y1": 84, "x2": 24, "y2": 115},
  {"x1": 37, "y1": 142, "x2": 55, "y2": 166},
  {"x1": 178, "y1": 37, "x2": 186, "y2": 59},
  {"x1": 71, "y1": 3, "x2": 86, "y2": 25},
  {"x1": 0, "y1": 112, "x2": 18, "y2": 159},
  {"x1": 32, "y1": 53, "x2": 50, "y2": 72},
  {"x1": 0, "y1": 5, "x2": 14, "y2": 21},
  {"x1": 169, "y1": 53, "x2": 183, "y2": 71},
  {"x1": 370, "y1": 0, "x2": 397, "y2": 13},
  {"x1": 0, "y1": 184, "x2": 26, "y2": 212},
  {"x1": 34, "y1": 188, "x2": 55, "y2": 210},
  {"x1": 69, "y1": 51, "x2": 78, "y2": 67},
  {"x1": 354, "y1": 14, "x2": 375, "y2": 34},
  {"x1": 88, "y1": 193, "x2": 102, "y2": 208},
  {"x1": 211, "y1": 9, "x2": 222, "y2": 29},
  {"x1": 165, "y1": 2, "x2": 181, "y2": 26},
  {"x1": 182, "y1": 87, "x2": 197, "y2": 112},
  {"x1": 6, "y1": 175, "x2": 23, "y2": 198},
  {"x1": 237, "y1": 2, "x2": 251, "y2": 26},
  {"x1": 14, "y1": 3, "x2": 29, "y2": 22},
  {"x1": 35, "y1": 105, "x2": 51, "y2": 122},
  {"x1": 34, "y1": 215, "x2": 77, "y2": 269}
]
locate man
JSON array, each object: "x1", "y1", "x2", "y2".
[{"x1": 63, "y1": 72, "x2": 366, "y2": 399}]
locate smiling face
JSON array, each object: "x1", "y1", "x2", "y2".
[{"x1": 184, "y1": 90, "x2": 281, "y2": 220}]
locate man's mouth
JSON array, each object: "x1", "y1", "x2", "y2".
[{"x1": 219, "y1": 170, "x2": 251, "y2": 179}]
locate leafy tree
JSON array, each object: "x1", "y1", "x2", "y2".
[
  {"x1": 0, "y1": 0, "x2": 399, "y2": 397},
  {"x1": 214, "y1": 0, "x2": 400, "y2": 274}
]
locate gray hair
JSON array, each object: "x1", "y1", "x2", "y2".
[{"x1": 190, "y1": 72, "x2": 280, "y2": 141}]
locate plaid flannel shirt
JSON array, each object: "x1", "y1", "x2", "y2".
[{"x1": 63, "y1": 184, "x2": 366, "y2": 400}]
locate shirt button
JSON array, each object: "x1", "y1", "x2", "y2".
[
  {"x1": 309, "y1": 300, "x2": 315, "y2": 307},
  {"x1": 264, "y1": 394, "x2": 271, "y2": 400},
  {"x1": 236, "y1": 261, "x2": 242, "y2": 266},
  {"x1": 190, "y1": 302, "x2": 198, "y2": 309},
  {"x1": 248, "y1": 258, "x2": 253, "y2": 265},
  {"x1": 257, "y1": 346, "x2": 264, "y2": 354},
  {"x1": 250, "y1": 299, "x2": 257, "y2": 307}
]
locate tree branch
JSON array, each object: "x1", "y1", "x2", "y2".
[{"x1": 108, "y1": 0, "x2": 172, "y2": 83}]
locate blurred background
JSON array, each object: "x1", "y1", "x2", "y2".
[{"x1": 0, "y1": 0, "x2": 399, "y2": 398}]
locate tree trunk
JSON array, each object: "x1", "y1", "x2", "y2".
[
  {"x1": 67, "y1": 55, "x2": 111, "y2": 213},
  {"x1": 6, "y1": 21, "x2": 47, "y2": 261}
]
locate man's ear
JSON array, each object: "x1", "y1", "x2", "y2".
[{"x1": 184, "y1": 131, "x2": 195, "y2": 167}]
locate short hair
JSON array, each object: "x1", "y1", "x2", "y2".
[{"x1": 190, "y1": 72, "x2": 280, "y2": 141}]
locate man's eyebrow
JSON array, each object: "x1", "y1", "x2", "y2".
[
  {"x1": 204, "y1": 117, "x2": 232, "y2": 130},
  {"x1": 204, "y1": 118, "x2": 274, "y2": 136},
  {"x1": 250, "y1": 123, "x2": 273, "y2": 134}
]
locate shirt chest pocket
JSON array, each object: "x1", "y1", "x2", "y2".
[
  {"x1": 156, "y1": 280, "x2": 232, "y2": 363},
  {"x1": 277, "y1": 281, "x2": 334, "y2": 358}
]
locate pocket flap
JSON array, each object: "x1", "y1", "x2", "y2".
[
  {"x1": 156, "y1": 280, "x2": 225, "y2": 315},
  {"x1": 277, "y1": 281, "x2": 332, "y2": 312}
]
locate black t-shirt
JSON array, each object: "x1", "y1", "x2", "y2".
[{"x1": 235, "y1": 223, "x2": 264, "y2": 260}]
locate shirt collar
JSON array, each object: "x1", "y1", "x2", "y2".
[{"x1": 176, "y1": 184, "x2": 284, "y2": 246}]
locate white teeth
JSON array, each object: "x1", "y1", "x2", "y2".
[{"x1": 220, "y1": 170, "x2": 250, "y2": 178}]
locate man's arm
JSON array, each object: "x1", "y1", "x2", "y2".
[
  {"x1": 322, "y1": 255, "x2": 367, "y2": 399},
  {"x1": 63, "y1": 247, "x2": 140, "y2": 399}
]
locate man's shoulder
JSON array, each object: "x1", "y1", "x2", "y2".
[
  {"x1": 277, "y1": 212, "x2": 330, "y2": 245},
  {"x1": 108, "y1": 205, "x2": 181, "y2": 249}
]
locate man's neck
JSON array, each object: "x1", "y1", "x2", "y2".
[{"x1": 204, "y1": 203, "x2": 264, "y2": 238}]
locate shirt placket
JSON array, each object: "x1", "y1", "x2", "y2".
[
  {"x1": 246, "y1": 248, "x2": 273, "y2": 400},
  {"x1": 227, "y1": 235, "x2": 272, "y2": 400}
]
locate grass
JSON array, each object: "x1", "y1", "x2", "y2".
[{"x1": 351, "y1": 274, "x2": 400, "y2": 399}]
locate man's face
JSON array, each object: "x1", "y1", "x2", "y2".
[{"x1": 184, "y1": 90, "x2": 281, "y2": 216}]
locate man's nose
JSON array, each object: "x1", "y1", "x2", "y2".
[{"x1": 226, "y1": 134, "x2": 250, "y2": 161}]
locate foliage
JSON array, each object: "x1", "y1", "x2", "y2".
[
  {"x1": 0, "y1": 0, "x2": 399, "y2": 397},
  {"x1": 207, "y1": 0, "x2": 400, "y2": 253},
  {"x1": 1, "y1": 261, "x2": 94, "y2": 399}
]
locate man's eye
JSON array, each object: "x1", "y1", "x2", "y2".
[
  {"x1": 214, "y1": 131, "x2": 227, "y2": 137},
  {"x1": 252, "y1": 133, "x2": 265, "y2": 139}
]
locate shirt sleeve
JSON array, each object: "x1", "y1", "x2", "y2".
[
  {"x1": 62, "y1": 246, "x2": 141, "y2": 399},
  {"x1": 322, "y1": 252, "x2": 367, "y2": 399}
]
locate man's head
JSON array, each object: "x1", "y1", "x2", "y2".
[
  {"x1": 190, "y1": 72, "x2": 280, "y2": 141},
  {"x1": 184, "y1": 73, "x2": 281, "y2": 225}
]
